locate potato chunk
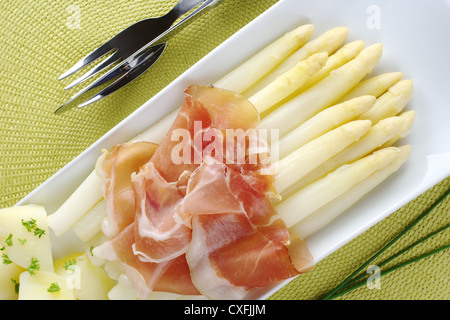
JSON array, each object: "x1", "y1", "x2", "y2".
[
  {"x1": 0, "y1": 205, "x2": 53, "y2": 272},
  {"x1": 54, "y1": 252, "x2": 115, "y2": 300},
  {"x1": 0, "y1": 262, "x2": 24, "y2": 299},
  {"x1": 18, "y1": 270, "x2": 75, "y2": 300}
]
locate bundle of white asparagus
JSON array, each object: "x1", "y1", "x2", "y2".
[{"x1": 46, "y1": 24, "x2": 414, "y2": 298}]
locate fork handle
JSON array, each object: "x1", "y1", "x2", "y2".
[
  {"x1": 123, "y1": 0, "x2": 223, "y2": 67},
  {"x1": 153, "y1": 0, "x2": 224, "y2": 44},
  {"x1": 165, "y1": 0, "x2": 207, "y2": 24}
]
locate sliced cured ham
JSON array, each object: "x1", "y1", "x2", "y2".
[
  {"x1": 96, "y1": 85, "x2": 313, "y2": 299},
  {"x1": 133, "y1": 85, "x2": 262, "y2": 263},
  {"x1": 132, "y1": 162, "x2": 191, "y2": 263},
  {"x1": 149, "y1": 84, "x2": 259, "y2": 183},
  {"x1": 184, "y1": 159, "x2": 305, "y2": 299},
  {"x1": 98, "y1": 141, "x2": 158, "y2": 237},
  {"x1": 108, "y1": 223, "x2": 200, "y2": 296}
]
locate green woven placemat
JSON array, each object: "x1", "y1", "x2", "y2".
[
  {"x1": 269, "y1": 177, "x2": 449, "y2": 300},
  {"x1": 0, "y1": 0, "x2": 448, "y2": 300}
]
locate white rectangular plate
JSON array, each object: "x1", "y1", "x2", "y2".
[{"x1": 17, "y1": 0, "x2": 450, "y2": 299}]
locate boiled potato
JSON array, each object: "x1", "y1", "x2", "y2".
[
  {"x1": 0, "y1": 205, "x2": 53, "y2": 272},
  {"x1": 18, "y1": 270, "x2": 75, "y2": 300},
  {"x1": 0, "y1": 262, "x2": 24, "y2": 299},
  {"x1": 54, "y1": 252, "x2": 115, "y2": 300}
]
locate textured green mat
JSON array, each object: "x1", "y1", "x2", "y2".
[{"x1": 0, "y1": 0, "x2": 448, "y2": 299}]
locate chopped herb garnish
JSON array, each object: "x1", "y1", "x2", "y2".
[
  {"x1": 5, "y1": 234, "x2": 13, "y2": 246},
  {"x1": 47, "y1": 282, "x2": 61, "y2": 293},
  {"x1": 89, "y1": 246, "x2": 94, "y2": 256},
  {"x1": 21, "y1": 218, "x2": 36, "y2": 232},
  {"x1": 63, "y1": 258, "x2": 77, "y2": 271},
  {"x1": 33, "y1": 228, "x2": 45, "y2": 238},
  {"x1": 18, "y1": 238, "x2": 27, "y2": 245},
  {"x1": 27, "y1": 257, "x2": 40, "y2": 275},
  {"x1": 2, "y1": 253, "x2": 12, "y2": 264},
  {"x1": 11, "y1": 278, "x2": 19, "y2": 294},
  {"x1": 21, "y1": 218, "x2": 46, "y2": 238}
]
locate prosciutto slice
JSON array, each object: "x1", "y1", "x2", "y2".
[
  {"x1": 98, "y1": 141, "x2": 158, "y2": 237},
  {"x1": 132, "y1": 85, "x2": 260, "y2": 263},
  {"x1": 149, "y1": 84, "x2": 259, "y2": 183},
  {"x1": 96, "y1": 85, "x2": 313, "y2": 299},
  {"x1": 184, "y1": 159, "x2": 306, "y2": 299},
  {"x1": 109, "y1": 223, "x2": 200, "y2": 296},
  {"x1": 132, "y1": 162, "x2": 191, "y2": 263}
]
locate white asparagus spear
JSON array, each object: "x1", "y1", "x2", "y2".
[
  {"x1": 248, "y1": 52, "x2": 328, "y2": 113},
  {"x1": 266, "y1": 41, "x2": 364, "y2": 115},
  {"x1": 337, "y1": 72, "x2": 403, "y2": 102},
  {"x1": 214, "y1": 24, "x2": 315, "y2": 93},
  {"x1": 274, "y1": 120, "x2": 372, "y2": 194},
  {"x1": 275, "y1": 146, "x2": 401, "y2": 228},
  {"x1": 131, "y1": 110, "x2": 178, "y2": 144},
  {"x1": 244, "y1": 27, "x2": 349, "y2": 97},
  {"x1": 47, "y1": 170, "x2": 103, "y2": 236},
  {"x1": 360, "y1": 79, "x2": 413, "y2": 123},
  {"x1": 257, "y1": 44, "x2": 383, "y2": 137},
  {"x1": 290, "y1": 145, "x2": 411, "y2": 238},
  {"x1": 281, "y1": 115, "x2": 406, "y2": 197},
  {"x1": 72, "y1": 200, "x2": 107, "y2": 242},
  {"x1": 272, "y1": 95, "x2": 375, "y2": 160},
  {"x1": 381, "y1": 110, "x2": 415, "y2": 147},
  {"x1": 299, "y1": 40, "x2": 365, "y2": 91}
]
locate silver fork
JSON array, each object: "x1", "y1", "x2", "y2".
[{"x1": 56, "y1": 0, "x2": 223, "y2": 114}]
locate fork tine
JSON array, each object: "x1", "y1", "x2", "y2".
[
  {"x1": 58, "y1": 42, "x2": 116, "y2": 81},
  {"x1": 55, "y1": 43, "x2": 166, "y2": 114},
  {"x1": 77, "y1": 44, "x2": 167, "y2": 109},
  {"x1": 55, "y1": 60, "x2": 128, "y2": 114},
  {"x1": 64, "y1": 51, "x2": 120, "y2": 90}
]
